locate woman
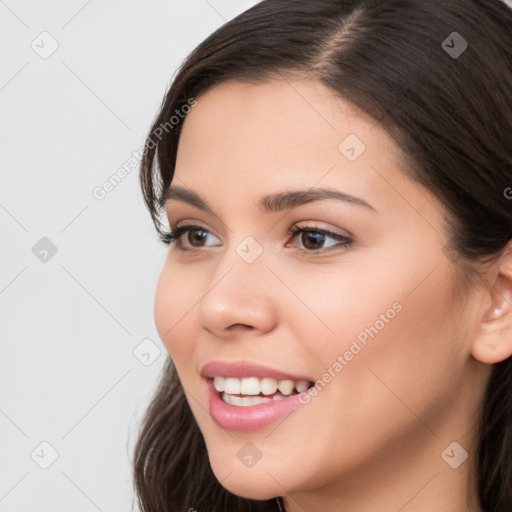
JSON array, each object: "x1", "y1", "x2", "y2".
[{"x1": 132, "y1": 0, "x2": 512, "y2": 510}]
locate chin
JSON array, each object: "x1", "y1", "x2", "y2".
[
  {"x1": 215, "y1": 478, "x2": 281, "y2": 501},
  {"x1": 208, "y1": 457, "x2": 286, "y2": 500}
]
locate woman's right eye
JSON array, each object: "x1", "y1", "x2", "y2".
[{"x1": 163, "y1": 224, "x2": 222, "y2": 251}]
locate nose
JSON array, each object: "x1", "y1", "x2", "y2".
[{"x1": 196, "y1": 253, "x2": 278, "y2": 340}]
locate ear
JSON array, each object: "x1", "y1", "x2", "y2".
[{"x1": 471, "y1": 240, "x2": 512, "y2": 364}]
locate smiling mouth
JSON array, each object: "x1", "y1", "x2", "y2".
[{"x1": 211, "y1": 376, "x2": 314, "y2": 406}]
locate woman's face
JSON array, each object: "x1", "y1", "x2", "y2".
[{"x1": 154, "y1": 79, "x2": 490, "y2": 503}]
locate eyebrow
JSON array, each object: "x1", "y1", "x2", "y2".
[{"x1": 163, "y1": 185, "x2": 377, "y2": 213}]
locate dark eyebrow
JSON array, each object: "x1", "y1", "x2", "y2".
[{"x1": 163, "y1": 185, "x2": 376, "y2": 213}]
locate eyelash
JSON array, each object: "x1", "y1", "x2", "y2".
[{"x1": 161, "y1": 223, "x2": 353, "y2": 255}]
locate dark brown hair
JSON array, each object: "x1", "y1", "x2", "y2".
[{"x1": 133, "y1": 1, "x2": 512, "y2": 510}]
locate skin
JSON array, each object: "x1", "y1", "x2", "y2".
[{"x1": 153, "y1": 78, "x2": 512, "y2": 512}]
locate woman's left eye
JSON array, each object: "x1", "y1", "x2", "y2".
[
  {"x1": 163, "y1": 223, "x2": 353, "y2": 254},
  {"x1": 285, "y1": 225, "x2": 353, "y2": 253}
]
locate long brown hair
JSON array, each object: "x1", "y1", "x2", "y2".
[{"x1": 133, "y1": 1, "x2": 512, "y2": 510}]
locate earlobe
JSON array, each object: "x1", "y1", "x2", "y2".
[{"x1": 471, "y1": 242, "x2": 512, "y2": 365}]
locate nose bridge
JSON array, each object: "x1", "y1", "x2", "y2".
[
  {"x1": 196, "y1": 234, "x2": 276, "y2": 334},
  {"x1": 214, "y1": 232, "x2": 269, "y2": 293}
]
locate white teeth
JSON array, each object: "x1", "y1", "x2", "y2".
[
  {"x1": 240, "y1": 377, "x2": 261, "y2": 395},
  {"x1": 221, "y1": 394, "x2": 274, "y2": 406},
  {"x1": 295, "y1": 380, "x2": 309, "y2": 393},
  {"x1": 224, "y1": 377, "x2": 241, "y2": 394},
  {"x1": 213, "y1": 376, "x2": 225, "y2": 392},
  {"x1": 277, "y1": 379, "x2": 294, "y2": 395},
  {"x1": 212, "y1": 376, "x2": 311, "y2": 397},
  {"x1": 260, "y1": 377, "x2": 278, "y2": 395}
]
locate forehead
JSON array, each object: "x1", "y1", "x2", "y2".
[
  {"x1": 179, "y1": 78, "x2": 378, "y2": 149},
  {"x1": 170, "y1": 79, "x2": 449, "y2": 251},
  {"x1": 176, "y1": 78, "x2": 400, "y2": 180}
]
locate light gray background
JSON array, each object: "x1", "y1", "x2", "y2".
[
  {"x1": 2, "y1": 1, "x2": 511, "y2": 511},
  {"x1": 0, "y1": 2, "x2": 259, "y2": 511}
]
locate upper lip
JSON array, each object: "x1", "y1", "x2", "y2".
[{"x1": 200, "y1": 360, "x2": 314, "y2": 382}]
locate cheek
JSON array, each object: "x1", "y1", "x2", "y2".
[
  {"x1": 271, "y1": 257, "x2": 408, "y2": 368},
  {"x1": 302, "y1": 247, "x2": 460, "y2": 363},
  {"x1": 279, "y1": 252, "x2": 463, "y2": 429},
  {"x1": 154, "y1": 263, "x2": 199, "y2": 364}
]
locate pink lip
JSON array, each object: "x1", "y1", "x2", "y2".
[
  {"x1": 200, "y1": 360, "x2": 314, "y2": 382},
  {"x1": 201, "y1": 360, "x2": 315, "y2": 431},
  {"x1": 205, "y1": 378, "x2": 308, "y2": 431}
]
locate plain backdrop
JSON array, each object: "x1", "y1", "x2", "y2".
[{"x1": 2, "y1": 1, "x2": 511, "y2": 511}]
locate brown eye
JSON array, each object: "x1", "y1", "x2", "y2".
[
  {"x1": 300, "y1": 231, "x2": 327, "y2": 250},
  {"x1": 165, "y1": 224, "x2": 222, "y2": 250},
  {"x1": 186, "y1": 228, "x2": 209, "y2": 247},
  {"x1": 287, "y1": 225, "x2": 353, "y2": 254}
]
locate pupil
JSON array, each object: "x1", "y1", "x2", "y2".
[
  {"x1": 304, "y1": 232, "x2": 324, "y2": 249},
  {"x1": 190, "y1": 229, "x2": 206, "y2": 246}
]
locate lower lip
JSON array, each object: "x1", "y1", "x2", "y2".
[{"x1": 206, "y1": 379, "x2": 307, "y2": 431}]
